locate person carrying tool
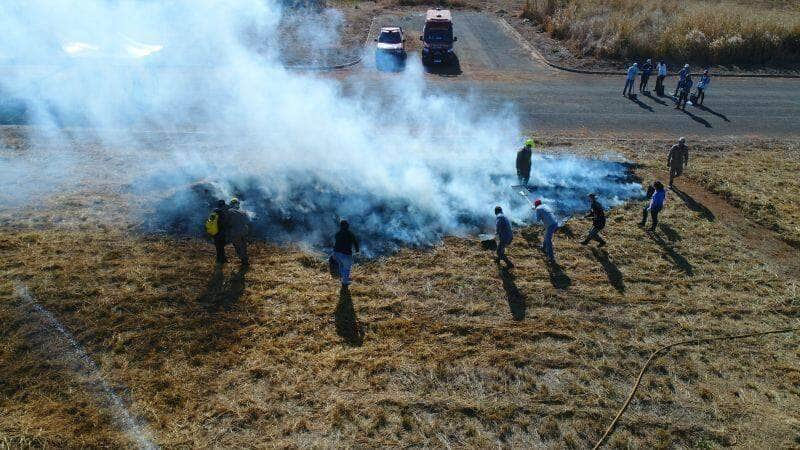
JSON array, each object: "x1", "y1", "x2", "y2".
[
  {"x1": 332, "y1": 220, "x2": 360, "y2": 287},
  {"x1": 207, "y1": 199, "x2": 229, "y2": 265},
  {"x1": 533, "y1": 199, "x2": 558, "y2": 263},
  {"x1": 673, "y1": 63, "x2": 690, "y2": 97},
  {"x1": 696, "y1": 69, "x2": 711, "y2": 105},
  {"x1": 655, "y1": 60, "x2": 667, "y2": 96},
  {"x1": 224, "y1": 197, "x2": 250, "y2": 266},
  {"x1": 516, "y1": 138, "x2": 534, "y2": 185},
  {"x1": 667, "y1": 137, "x2": 689, "y2": 186},
  {"x1": 494, "y1": 206, "x2": 514, "y2": 268},
  {"x1": 623, "y1": 62, "x2": 638, "y2": 97},
  {"x1": 639, "y1": 59, "x2": 653, "y2": 93},
  {"x1": 581, "y1": 193, "x2": 606, "y2": 247},
  {"x1": 642, "y1": 181, "x2": 667, "y2": 231},
  {"x1": 675, "y1": 73, "x2": 693, "y2": 110}
]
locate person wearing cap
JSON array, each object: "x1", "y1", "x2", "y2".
[
  {"x1": 581, "y1": 194, "x2": 606, "y2": 247},
  {"x1": 212, "y1": 199, "x2": 229, "y2": 264},
  {"x1": 495, "y1": 206, "x2": 514, "y2": 268},
  {"x1": 668, "y1": 137, "x2": 689, "y2": 186},
  {"x1": 639, "y1": 59, "x2": 653, "y2": 93},
  {"x1": 642, "y1": 181, "x2": 667, "y2": 231},
  {"x1": 696, "y1": 69, "x2": 711, "y2": 105},
  {"x1": 623, "y1": 62, "x2": 638, "y2": 97},
  {"x1": 516, "y1": 139, "x2": 534, "y2": 186},
  {"x1": 224, "y1": 197, "x2": 250, "y2": 266},
  {"x1": 674, "y1": 64, "x2": 690, "y2": 97},
  {"x1": 655, "y1": 60, "x2": 667, "y2": 96},
  {"x1": 332, "y1": 220, "x2": 360, "y2": 287},
  {"x1": 533, "y1": 199, "x2": 558, "y2": 263},
  {"x1": 675, "y1": 73, "x2": 693, "y2": 110}
]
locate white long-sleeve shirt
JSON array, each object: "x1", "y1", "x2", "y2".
[
  {"x1": 657, "y1": 63, "x2": 667, "y2": 76},
  {"x1": 535, "y1": 204, "x2": 558, "y2": 228}
]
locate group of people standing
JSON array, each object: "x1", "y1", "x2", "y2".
[{"x1": 624, "y1": 60, "x2": 711, "y2": 110}]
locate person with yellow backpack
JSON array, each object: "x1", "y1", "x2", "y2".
[{"x1": 206, "y1": 199, "x2": 229, "y2": 265}]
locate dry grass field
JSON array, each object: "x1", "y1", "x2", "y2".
[{"x1": 1, "y1": 134, "x2": 799, "y2": 448}]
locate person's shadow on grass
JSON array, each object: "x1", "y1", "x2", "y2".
[
  {"x1": 547, "y1": 260, "x2": 572, "y2": 290},
  {"x1": 680, "y1": 108, "x2": 712, "y2": 128},
  {"x1": 649, "y1": 230, "x2": 694, "y2": 276},
  {"x1": 671, "y1": 186, "x2": 715, "y2": 221},
  {"x1": 590, "y1": 247, "x2": 625, "y2": 293},
  {"x1": 198, "y1": 264, "x2": 249, "y2": 311},
  {"x1": 627, "y1": 94, "x2": 654, "y2": 112},
  {"x1": 642, "y1": 91, "x2": 668, "y2": 106},
  {"x1": 498, "y1": 265, "x2": 526, "y2": 321},
  {"x1": 335, "y1": 285, "x2": 364, "y2": 346},
  {"x1": 696, "y1": 104, "x2": 730, "y2": 122}
]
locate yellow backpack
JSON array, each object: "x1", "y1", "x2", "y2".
[{"x1": 205, "y1": 212, "x2": 220, "y2": 236}]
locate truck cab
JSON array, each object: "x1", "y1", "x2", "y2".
[{"x1": 420, "y1": 9, "x2": 457, "y2": 65}]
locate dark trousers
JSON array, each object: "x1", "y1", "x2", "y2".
[
  {"x1": 214, "y1": 236, "x2": 227, "y2": 263},
  {"x1": 676, "y1": 90, "x2": 689, "y2": 109},
  {"x1": 639, "y1": 74, "x2": 650, "y2": 91},
  {"x1": 655, "y1": 75, "x2": 665, "y2": 95},
  {"x1": 517, "y1": 169, "x2": 530, "y2": 186},
  {"x1": 497, "y1": 239, "x2": 513, "y2": 266},
  {"x1": 582, "y1": 226, "x2": 606, "y2": 245},
  {"x1": 642, "y1": 206, "x2": 662, "y2": 230},
  {"x1": 696, "y1": 87, "x2": 705, "y2": 104},
  {"x1": 230, "y1": 236, "x2": 249, "y2": 264}
]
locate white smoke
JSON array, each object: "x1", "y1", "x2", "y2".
[{"x1": 0, "y1": 0, "x2": 641, "y2": 255}]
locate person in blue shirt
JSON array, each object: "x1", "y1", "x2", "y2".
[
  {"x1": 494, "y1": 206, "x2": 514, "y2": 268},
  {"x1": 673, "y1": 63, "x2": 690, "y2": 97},
  {"x1": 641, "y1": 181, "x2": 666, "y2": 231},
  {"x1": 534, "y1": 199, "x2": 559, "y2": 263},
  {"x1": 623, "y1": 62, "x2": 638, "y2": 97},
  {"x1": 639, "y1": 59, "x2": 653, "y2": 93},
  {"x1": 696, "y1": 69, "x2": 711, "y2": 105}
]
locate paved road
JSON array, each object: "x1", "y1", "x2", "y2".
[{"x1": 358, "y1": 11, "x2": 800, "y2": 138}]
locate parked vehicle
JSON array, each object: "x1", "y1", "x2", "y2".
[
  {"x1": 420, "y1": 9, "x2": 456, "y2": 65},
  {"x1": 375, "y1": 27, "x2": 406, "y2": 58}
]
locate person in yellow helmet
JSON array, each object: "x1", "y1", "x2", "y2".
[{"x1": 516, "y1": 138, "x2": 534, "y2": 185}]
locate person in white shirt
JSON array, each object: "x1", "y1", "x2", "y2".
[
  {"x1": 533, "y1": 199, "x2": 558, "y2": 263},
  {"x1": 655, "y1": 60, "x2": 667, "y2": 96}
]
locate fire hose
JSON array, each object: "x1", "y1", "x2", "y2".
[{"x1": 592, "y1": 327, "x2": 799, "y2": 449}]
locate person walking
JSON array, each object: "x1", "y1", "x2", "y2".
[
  {"x1": 516, "y1": 139, "x2": 534, "y2": 185},
  {"x1": 209, "y1": 199, "x2": 229, "y2": 265},
  {"x1": 673, "y1": 63, "x2": 689, "y2": 97},
  {"x1": 533, "y1": 199, "x2": 558, "y2": 263},
  {"x1": 580, "y1": 194, "x2": 606, "y2": 247},
  {"x1": 667, "y1": 137, "x2": 689, "y2": 186},
  {"x1": 696, "y1": 69, "x2": 711, "y2": 105},
  {"x1": 332, "y1": 220, "x2": 360, "y2": 287},
  {"x1": 639, "y1": 59, "x2": 653, "y2": 93},
  {"x1": 623, "y1": 62, "x2": 638, "y2": 97},
  {"x1": 675, "y1": 73, "x2": 693, "y2": 110},
  {"x1": 224, "y1": 198, "x2": 250, "y2": 266},
  {"x1": 655, "y1": 60, "x2": 667, "y2": 96},
  {"x1": 642, "y1": 181, "x2": 667, "y2": 231},
  {"x1": 494, "y1": 206, "x2": 514, "y2": 268}
]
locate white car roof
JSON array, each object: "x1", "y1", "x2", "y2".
[{"x1": 380, "y1": 27, "x2": 402, "y2": 33}]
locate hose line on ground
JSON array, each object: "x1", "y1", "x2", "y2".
[{"x1": 593, "y1": 327, "x2": 800, "y2": 449}]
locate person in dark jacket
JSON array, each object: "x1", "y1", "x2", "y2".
[
  {"x1": 580, "y1": 194, "x2": 606, "y2": 246},
  {"x1": 224, "y1": 199, "x2": 250, "y2": 266},
  {"x1": 675, "y1": 73, "x2": 693, "y2": 110},
  {"x1": 212, "y1": 199, "x2": 228, "y2": 264},
  {"x1": 668, "y1": 137, "x2": 689, "y2": 186},
  {"x1": 639, "y1": 59, "x2": 653, "y2": 93},
  {"x1": 673, "y1": 64, "x2": 689, "y2": 97},
  {"x1": 642, "y1": 181, "x2": 666, "y2": 231},
  {"x1": 333, "y1": 220, "x2": 360, "y2": 286},
  {"x1": 494, "y1": 206, "x2": 514, "y2": 268},
  {"x1": 516, "y1": 139, "x2": 533, "y2": 185}
]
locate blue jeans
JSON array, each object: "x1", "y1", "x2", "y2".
[
  {"x1": 544, "y1": 224, "x2": 557, "y2": 262},
  {"x1": 623, "y1": 78, "x2": 635, "y2": 94},
  {"x1": 333, "y1": 252, "x2": 353, "y2": 285}
]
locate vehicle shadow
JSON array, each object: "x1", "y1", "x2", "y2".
[
  {"x1": 335, "y1": 285, "x2": 364, "y2": 346},
  {"x1": 679, "y1": 108, "x2": 712, "y2": 128},
  {"x1": 590, "y1": 247, "x2": 625, "y2": 293},
  {"x1": 375, "y1": 54, "x2": 407, "y2": 73},
  {"x1": 498, "y1": 265, "x2": 526, "y2": 320},
  {"x1": 424, "y1": 54, "x2": 462, "y2": 77},
  {"x1": 198, "y1": 265, "x2": 248, "y2": 311},
  {"x1": 695, "y1": 104, "x2": 730, "y2": 122},
  {"x1": 642, "y1": 91, "x2": 668, "y2": 106},
  {"x1": 627, "y1": 94, "x2": 654, "y2": 112},
  {"x1": 649, "y1": 230, "x2": 694, "y2": 276},
  {"x1": 671, "y1": 186, "x2": 715, "y2": 221}
]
